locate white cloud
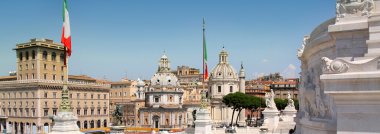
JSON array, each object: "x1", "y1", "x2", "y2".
[
  {"x1": 281, "y1": 64, "x2": 298, "y2": 78},
  {"x1": 262, "y1": 59, "x2": 269, "y2": 63}
]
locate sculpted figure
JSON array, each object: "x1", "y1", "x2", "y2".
[{"x1": 287, "y1": 92, "x2": 295, "y2": 107}]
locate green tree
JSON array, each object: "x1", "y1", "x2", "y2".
[
  {"x1": 112, "y1": 105, "x2": 123, "y2": 126},
  {"x1": 244, "y1": 95, "x2": 264, "y2": 125},
  {"x1": 274, "y1": 98, "x2": 287, "y2": 110},
  {"x1": 222, "y1": 92, "x2": 246, "y2": 126}
]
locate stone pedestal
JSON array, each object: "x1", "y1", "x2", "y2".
[
  {"x1": 321, "y1": 72, "x2": 380, "y2": 134},
  {"x1": 282, "y1": 106, "x2": 297, "y2": 123},
  {"x1": 194, "y1": 109, "x2": 212, "y2": 134},
  {"x1": 260, "y1": 109, "x2": 280, "y2": 131},
  {"x1": 49, "y1": 112, "x2": 81, "y2": 134}
]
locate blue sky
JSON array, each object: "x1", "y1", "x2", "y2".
[{"x1": 0, "y1": 1, "x2": 336, "y2": 81}]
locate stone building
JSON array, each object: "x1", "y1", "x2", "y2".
[
  {"x1": 208, "y1": 48, "x2": 245, "y2": 125},
  {"x1": 109, "y1": 79, "x2": 138, "y2": 125},
  {"x1": 0, "y1": 39, "x2": 110, "y2": 133},
  {"x1": 138, "y1": 53, "x2": 188, "y2": 129},
  {"x1": 269, "y1": 78, "x2": 298, "y2": 99}
]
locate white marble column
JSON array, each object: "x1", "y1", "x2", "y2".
[
  {"x1": 140, "y1": 112, "x2": 143, "y2": 126},
  {"x1": 170, "y1": 112, "x2": 173, "y2": 127},
  {"x1": 17, "y1": 123, "x2": 21, "y2": 134},
  {"x1": 0, "y1": 122, "x2": 3, "y2": 133},
  {"x1": 148, "y1": 112, "x2": 152, "y2": 127},
  {"x1": 160, "y1": 113, "x2": 164, "y2": 126}
]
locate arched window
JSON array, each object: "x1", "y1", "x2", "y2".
[
  {"x1": 97, "y1": 120, "x2": 101, "y2": 128},
  {"x1": 19, "y1": 52, "x2": 23, "y2": 61},
  {"x1": 84, "y1": 121, "x2": 88, "y2": 129},
  {"x1": 25, "y1": 51, "x2": 29, "y2": 60},
  {"x1": 77, "y1": 121, "x2": 81, "y2": 129},
  {"x1": 103, "y1": 120, "x2": 107, "y2": 127},
  {"x1": 32, "y1": 50, "x2": 36, "y2": 59},
  {"x1": 90, "y1": 120, "x2": 94, "y2": 128},
  {"x1": 51, "y1": 52, "x2": 56, "y2": 61},
  {"x1": 43, "y1": 51, "x2": 48, "y2": 60}
]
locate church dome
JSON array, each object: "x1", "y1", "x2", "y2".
[
  {"x1": 150, "y1": 53, "x2": 179, "y2": 86},
  {"x1": 210, "y1": 48, "x2": 238, "y2": 80},
  {"x1": 137, "y1": 78, "x2": 145, "y2": 87},
  {"x1": 150, "y1": 72, "x2": 179, "y2": 86}
]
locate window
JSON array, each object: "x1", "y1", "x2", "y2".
[
  {"x1": 44, "y1": 92, "x2": 48, "y2": 98},
  {"x1": 103, "y1": 94, "x2": 107, "y2": 99},
  {"x1": 61, "y1": 66, "x2": 64, "y2": 71},
  {"x1": 20, "y1": 109, "x2": 23, "y2": 116},
  {"x1": 32, "y1": 50, "x2": 36, "y2": 59},
  {"x1": 154, "y1": 97, "x2": 159, "y2": 102},
  {"x1": 53, "y1": 109, "x2": 57, "y2": 115},
  {"x1": 43, "y1": 51, "x2": 48, "y2": 60},
  {"x1": 26, "y1": 51, "x2": 29, "y2": 60},
  {"x1": 52, "y1": 52, "x2": 56, "y2": 61},
  {"x1": 97, "y1": 109, "x2": 101, "y2": 115},
  {"x1": 230, "y1": 86, "x2": 233, "y2": 93},
  {"x1": 19, "y1": 52, "x2": 23, "y2": 61},
  {"x1": 26, "y1": 109, "x2": 29, "y2": 116},
  {"x1": 53, "y1": 92, "x2": 57, "y2": 98},
  {"x1": 60, "y1": 53, "x2": 64, "y2": 62},
  {"x1": 44, "y1": 74, "x2": 47, "y2": 79},
  {"x1": 61, "y1": 75, "x2": 64, "y2": 80},
  {"x1": 26, "y1": 74, "x2": 28, "y2": 79},
  {"x1": 32, "y1": 73, "x2": 35, "y2": 79},
  {"x1": 44, "y1": 64, "x2": 47, "y2": 70},
  {"x1": 77, "y1": 93, "x2": 80, "y2": 98},
  {"x1": 19, "y1": 74, "x2": 22, "y2": 80},
  {"x1": 53, "y1": 75, "x2": 56, "y2": 80},
  {"x1": 97, "y1": 94, "x2": 100, "y2": 99},
  {"x1": 91, "y1": 94, "x2": 94, "y2": 99},
  {"x1": 26, "y1": 64, "x2": 28, "y2": 70},
  {"x1": 84, "y1": 93, "x2": 87, "y2": 99},
  {"x1": 218, "y1": 86, "x2": 222, "y2": 93},
  {"x1": 53, "y1": 65, "x2": 56, "y2": 71},
  {"x1": 70, "y1": 93, "x2": 72, "y2": 99},
  {"x1": 91, "y1": 109, "x2": 94, "y2": 115},
  {"x1": 44, "y1": 109, "x2": 48, "y2": 116},
  {"x1": 103, "y1": 109, "x2": 107, "y2": 115},
  {"x1": 32, "y1": 109, "x2": 35, "y2": 117},
  {"x1": 77, "y1": 109, "x2": 81, "y2": 115},
  {"x1": 84, "y1": 109, "x2": 88, "y2": 115},
  {"x1": 32, "y1": 63, "x2": 34, "y2": 69}
]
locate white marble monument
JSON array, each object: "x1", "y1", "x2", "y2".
[
  {"x1": 260, "y1": 89, "x2": 280, "y2": 131},
  {"x1": 282, "y1": 92, "x2": 297, "y2": 123},
  {"x1": 296, "y1": 0, "x2": 380, "y2": 133},
  {"x1": 194, "y1": 92, "x2": 212, "y2": 134},
  {"x1": 49, "y1": 112, "x2": 81, "y2": 134}
]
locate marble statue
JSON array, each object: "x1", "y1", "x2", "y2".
[
  {"x1": 265, "y1": 89, "x2": 277, "y2": 110},
  {"x1": 287, "y1": 92, "x2": 295, "y2": 108},
  {"x1": 297, "y1": 36, "x2": 309, "y2": 58}
]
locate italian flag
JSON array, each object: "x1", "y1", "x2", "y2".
[
  {"x1": 61, "y1": 0, "x2": 72, "y2": 57},
  {"x1": 203, "y1": 18, "x2": 209, "y2": 81}
]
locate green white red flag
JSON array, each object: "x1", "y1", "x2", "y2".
[
  {"x1": 61, "y1": 0, "x2": 71, "y2": 57},
  {"x1": 203, "y1": 18, "x2": 209, "y2": 81}
]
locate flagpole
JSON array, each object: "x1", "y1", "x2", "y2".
[{"x1": 59, "y1": 46, "x2": 71, "y2": 112}]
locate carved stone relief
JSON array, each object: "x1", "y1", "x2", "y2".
[{"x1": 336, "y1": 0, "x2": 374, "y2": 21}]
